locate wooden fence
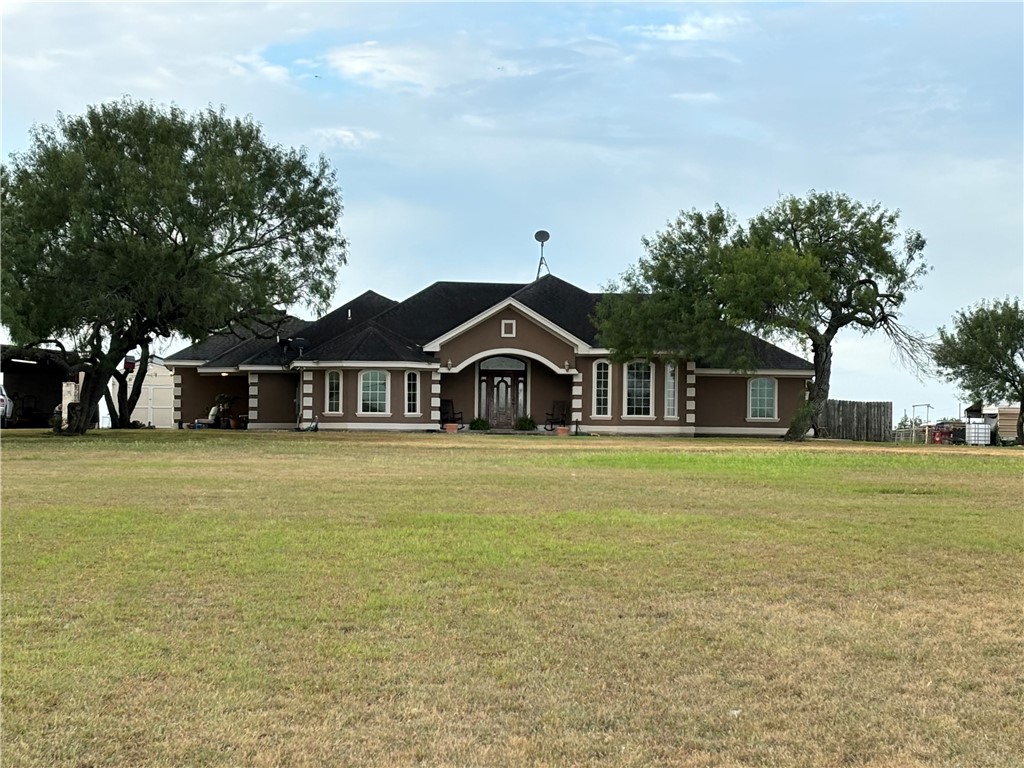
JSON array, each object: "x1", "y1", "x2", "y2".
[{"x1": 819, "y1": 399, "x2": 892, "y2": 442}]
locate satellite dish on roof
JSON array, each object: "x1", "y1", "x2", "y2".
[{"x1": 534, "y1": 230, "x2": 551, "y2": 280}]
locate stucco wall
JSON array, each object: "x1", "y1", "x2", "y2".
[
  {"x1": 439, "y1": 307, "x2": 575, "y2": 371},
  {"x1": 694, "y1": 374, "x2": 808, "y2": 428}
]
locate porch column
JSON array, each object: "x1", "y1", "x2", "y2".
[
  {"x1": 572, "y1": 372, "x2": 583, "y2": 423},
  {"x1": 686, "y1": 360, "x2": 696, "y2": 425},
  {"x1": 430, "y1": 371, "x2": 441, "y2": 423},
  {"x1": 248, "y1": 372, "x2": 259, "y2": 423}
]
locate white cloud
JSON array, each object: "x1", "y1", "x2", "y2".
[
  {"x1": 324, "y1": 40, "x2": 528, "y2": 93},
  {"x1": 627, "y1": 13, "x2": 747, "y2": 42},
  {"x1": 232, "y1": 53, "x2": 290, "y2": 83},
  {"x1": 311, "y1": 127, "x2": 380, "y2": 149}
]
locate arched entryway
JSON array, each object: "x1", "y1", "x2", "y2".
[{"x1": 478, "y1": 356, "x2": 527, "y2": 428}]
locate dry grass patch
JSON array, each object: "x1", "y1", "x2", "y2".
[{"x1": 2, "y1": 430, "x2": 1021, "y2": 767}]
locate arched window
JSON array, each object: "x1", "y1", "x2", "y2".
[
  {"x1": 593, "y1": 360, "x2": 611, "y2": 417},
  {"x1": 325, "y1": 371, "x2": 342, "y2": 413},
  {"x1": 748, "y1": 377, "x2": 777, "y2": 420},
  {"x1": 359, "y1": 370, "x2": 390, "y2": 415}
]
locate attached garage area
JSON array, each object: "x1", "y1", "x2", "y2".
[{"x1": 0, "y1": 347, "x2": 74, "y2": 428}]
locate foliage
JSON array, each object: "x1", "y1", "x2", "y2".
[
  {"x1": 933, "y1": 298, "x2": 1024, "y2": 442},
  {"x1": 1, "y1": 98, "x2": 347, "y2": 434},
  {"x1": 596, "y1": 191, "x2": 928, "y2": 440},
  {"x1": 469, "y1": 418, "x2": 490, "y2": 430},
  {"x1": 895, "y1": 413, "x2": 924, "y2": 430},
  {"x1": 515, "y1": 415, "x2": 537, "y2": 431}
]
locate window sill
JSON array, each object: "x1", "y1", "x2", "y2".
[
  {"x1": 357, "y1": 411, "x2": 392, "y2": 418},
  {"x1": 746, "y1": 417, "x2": 779, "y2": 423}
]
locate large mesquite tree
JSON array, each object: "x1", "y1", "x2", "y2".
[
  {"x1": 1, "y1": 99, "x2": 347, "y2": 433},
  {"x1": 596, "y1": 191, "x2": 928, "y2": 440}
]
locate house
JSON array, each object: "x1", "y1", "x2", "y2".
[{"x1": 165, "y1": 275, "x2": 814, "y2": 436}]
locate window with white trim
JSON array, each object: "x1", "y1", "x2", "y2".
[
  {"x1": 593, "y1": 360, "x2": 610, "y2": 417},
  {"x1": 359, "y1": 370, "x2": 389, "y2": 415},
  {"x1": 664, "y1": 362, "x2": 677, "y2": 418},
  {"x1": 326, "y1": 370, "x2": 342, "y2": 413},
  {"x1": 748, "y1": 377, "x2": 777, "y2": 420},
  {"x1": 405, "y1": 371, "x2": 419, "y2": 415},
  {"x1": 624, "y1": 361, "x2": 653, "y2": 417}
]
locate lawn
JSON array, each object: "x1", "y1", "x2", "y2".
[{"x1": 1, "y1": 430, "x2": 1021, "y2": 767}]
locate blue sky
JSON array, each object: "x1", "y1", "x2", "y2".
[{"x1": 2, "y1": 1, "x2": 1021, "y2": 421}]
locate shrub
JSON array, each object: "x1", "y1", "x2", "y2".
[
  {"x1": 515, "y1": 416, "x2": 537, "y2": 431},
  {"x1": 469, "y1": 418, "x2": 490, "y2": 431}
]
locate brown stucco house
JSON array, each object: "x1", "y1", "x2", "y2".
[{"x1": 165, "y1": 275, "x2": 814, "y2": 435}]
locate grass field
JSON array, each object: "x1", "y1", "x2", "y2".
[{"x1": 1, "y1": 430, "x2": 1021, "y2": 767}]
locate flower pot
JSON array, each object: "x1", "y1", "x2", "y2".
[
  {"x1": 444, "y1": 423, "x2": 458, "y2": 434},
  {"x1": 556, "y1": 426, "x2": 570, "y2": 436}
]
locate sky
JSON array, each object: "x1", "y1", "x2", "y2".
[{"x1": 2, "y1": 1, "x2": 1021, "y2": 422}]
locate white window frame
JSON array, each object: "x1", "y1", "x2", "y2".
[
  {"x1": 622, "y1": 361, "x2": 655, "y2": 419},
  {"x1": 747, "y1": 376, "x2": 779, "y2": 421},
  {"x1": 501, "y1": 319, "x2": 517, "y2": 338},
  {"x1": 664, "y1": 361, "x2": 678, "y2": 419},
  {"x1": 358, "y1": 370, "x2": 391, "y2": 416},
  {"x1": 592, "y1": 359, "x2": 611, "y2": 419},
  {"x1": 325, "y1": 370, "x2": 342, "y2": 414},
  {"x1": 405, "y1": 371, "x2": 420, "y2": 416}
]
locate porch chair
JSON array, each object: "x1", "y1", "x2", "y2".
[
  {"x1": 544, "y1": 400, "x2": 569, "y2": 431},
  {"x1": 439, "y1": 399, "x2": 465, "y2": 430}
]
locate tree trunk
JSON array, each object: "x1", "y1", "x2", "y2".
[
  {"x1": 106, "y1": 343, "x2": 152, "y2": 428},
  {"x1": 785, "y1": 335, "x2": 833, "y2": 441},
  {"x1": 66, "y1": 369, "x2": 111, "y2": 434},
  {"x1": 64, "y1": 340, "x2": 135, "y2": 435},
  {"x1": 1016, "y1": 407, "x2": 1023, "y2": 445}
]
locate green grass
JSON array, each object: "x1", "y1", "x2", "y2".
[{"x1": 2, "y1": 430, "x2": 1021, "y2": 767}]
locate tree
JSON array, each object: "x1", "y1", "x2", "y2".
[
  {"x1": 933, "y1": 298, "x2": 1024, "y2": 443},
  {"x1": 1, "y1": 99, "x2": 347, "y2": 433},
  {"x1": 595, "y1": 191, "x2": 928, "y2": 440}
]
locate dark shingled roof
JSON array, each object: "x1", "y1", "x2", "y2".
[
  {"x1": 373, "y1": 282, "x2": 526, "y2": 345},
  {"x1": 164, "y1": 315, "x2": 308, "y2": 364},
  {"x1": 512, "y1": 275, "x2": 602, "y2": 345},
  {"x1": 163, "y1": 276, "x2": 811, "y2": 372},
  {"x1": 306, "y1": 321, "x2": 433, "y2": 363}
]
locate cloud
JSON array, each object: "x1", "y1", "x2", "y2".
[
  {"x1": 324, "y1": 40, "x2": 529, "y2": 93},
  {"x1": 627, "y1": 13, "x2": 747, "y2": 42},
  {"x1": 311, "y1": 127, "x2": 380, "y2": 149},
  {"x1": 232, "y1": 53, "x2": 290, "y2": 83}
]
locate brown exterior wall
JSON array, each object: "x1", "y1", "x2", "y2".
[
  {"x1": 575, "y1": 356, "x2": 687, "y2": 429},
  {"x1": 528, "y1": 364, "x2": 573, "y2": 422},
  {"x1": 694, "y1": 374, "x2": 808, "y2": 428},
  {"x1": 439, "y1": 368, "x2": 477, "y2": 420},
  {"x1": 254, "y1": 371, "x2": 299, "y2": 425},
  {"x1": 439, "y1": 307, "x2": 575, "y2": 371},
  {"x1": 305, "y1": 367, "x2": 435, "y2": 427}
]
